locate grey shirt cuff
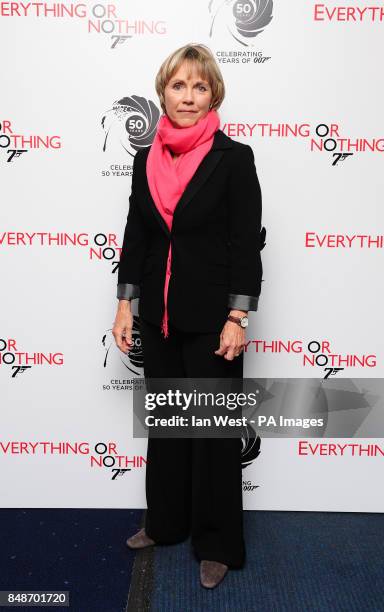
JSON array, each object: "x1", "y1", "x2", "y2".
[
  {"x1": 117, "y1": 283, "x2": 140, "y2": 300},
  {"x1": 228, "y1": 294, "x2": 259, "y2": 312}
]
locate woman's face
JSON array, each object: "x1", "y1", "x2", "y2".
[{"x1": 164, "y1": 60, "x2": 213, "y2": 128}]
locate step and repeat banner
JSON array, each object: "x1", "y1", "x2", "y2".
[{"x1": 1, "y1": 1, "x2": 383, "y2": 510}]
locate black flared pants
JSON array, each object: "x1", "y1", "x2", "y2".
[{"x1": 139, "y1": 316, "x2": 246, "y2": 569}]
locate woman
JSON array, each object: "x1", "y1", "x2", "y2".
[{"x1": 112, "y1": 43, "x2": 263, "y2": 589}]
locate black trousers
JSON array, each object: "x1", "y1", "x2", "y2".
[{"x1": 139, "y1": 316, "x2": 246, "y2": 569}]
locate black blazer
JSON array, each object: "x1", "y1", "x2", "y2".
[{"x1": 117, "y1": 129, "x2": 265, "y2": 333}]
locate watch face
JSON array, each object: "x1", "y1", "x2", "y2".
[{"x1": 240, "y1": 317, "x2": 248, "y2": 328}]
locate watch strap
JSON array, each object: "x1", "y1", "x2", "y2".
[{"x1": 227, "y1": 314, "x2": 244, "y2": 326}]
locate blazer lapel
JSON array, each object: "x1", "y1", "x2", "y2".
[
  {"x1": 141, "y1": 129, "x2": 232, "y2": 238},
  {"x1": 173, "y1": 149, "x2": 224, "y2": 221}
]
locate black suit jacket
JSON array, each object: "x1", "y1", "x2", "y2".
[{"x1": 117, "y1": 129, "x2": 265, "y2": 333}]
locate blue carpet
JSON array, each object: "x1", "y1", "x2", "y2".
[
  {"x1": 0, "y1": 508, "x2": 142, "y2": 612},
  {"x1": 2, "y1": 509, "x2": 383, "y2": 611},
  {"x1": 149, "y1": 510, "x2": 384, "y2": 612}
]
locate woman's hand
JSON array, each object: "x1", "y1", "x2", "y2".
[
  {"x1": 214, "y1": 310, "x2": 247, "y2": 361},
  {"x1": 112, "y1": 300, "x2": 134, "y2": 354}
]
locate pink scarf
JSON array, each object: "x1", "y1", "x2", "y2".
[{"x1": 146, "y1": 108, "x2": 220, "y2": 338}]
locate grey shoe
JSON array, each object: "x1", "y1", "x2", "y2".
[
  {"x1": 126, "y1": 527, "x2": 155, "y2": 549},
  {"x1": 200, "y1": 560, "x2": 229, "y2": 589}
]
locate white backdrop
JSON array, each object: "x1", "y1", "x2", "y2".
[{"x1": 1, "y1": 0, "x2": 383, "y2": 510}]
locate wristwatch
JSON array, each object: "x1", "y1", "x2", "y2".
[{"x1": 227, "y1": 314, "x2": 249, "y2": 328}]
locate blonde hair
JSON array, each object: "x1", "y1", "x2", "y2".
[{"x1": 155, "y1": 43, "x2": 225, "y2": 114}]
